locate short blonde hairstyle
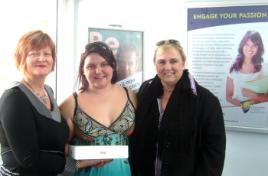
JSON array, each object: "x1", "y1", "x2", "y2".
[{"x1": 153, "y1": 39, "x2": 186, "y2": 63}]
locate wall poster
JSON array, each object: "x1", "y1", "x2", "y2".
[
  {"x1": 88, "y1": 27, "x2": 143, "y2": 92},
  {"x1": 187, "y1": 4, "x2": 268, "y2": 133}
]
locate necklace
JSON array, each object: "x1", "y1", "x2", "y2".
[{"x1": 22, "y1": 80, "x2": 49, "y2": 105}]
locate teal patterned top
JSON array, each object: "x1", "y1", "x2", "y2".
[{"x1": 71, "y1": 89, "x2": 135, "y2": 176}]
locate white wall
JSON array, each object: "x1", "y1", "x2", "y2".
[
  {"x1": 224, "y1": 131, "x2": 268, "y2": 176},
  {"x1": 56, "y1": 0, "x2": 268, "y2": 176}
]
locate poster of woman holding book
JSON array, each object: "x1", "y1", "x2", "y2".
[{"x1": 226, "y1": 30, "x2": 268, "y2": 112}]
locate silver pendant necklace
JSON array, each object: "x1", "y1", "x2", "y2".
[{"x1": 22, "y1": 80, "x2": 49, "y2": 105}]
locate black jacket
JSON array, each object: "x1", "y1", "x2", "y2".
[
  {"x1": 130, "y1": 70, "x2": 226, "y2": 176},
  {"x1": 0, "y1": 85, "x2": 69, "y2": 176}
]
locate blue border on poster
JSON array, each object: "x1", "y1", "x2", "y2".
[{"x1": 188, "y1": 5, "x2": 268, "y2": 31}]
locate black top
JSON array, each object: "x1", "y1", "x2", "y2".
[
  {"x1": 0, "y1": 83, "x2": 69, "y2": 176},
  {"x1": 130, "y1": 70, "x2": 226, "y2": 176}
]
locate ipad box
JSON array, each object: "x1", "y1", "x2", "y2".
[{"x1": 68, "y1": 145, "x2": 128, "y2": 160}]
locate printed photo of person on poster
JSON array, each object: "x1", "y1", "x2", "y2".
[
  {"x1": 226, "y1": 30, "x2": 268, "y2": 112},
  {"x1": 116, "y1": 43, "x2": 142, "y2": 92}
]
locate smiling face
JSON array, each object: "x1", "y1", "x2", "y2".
[
  {"x1": 14, "y1": 30, "x2": 56, "y2": 79},
  {"x1": 154, "y1": 47, "x2": 185, "y2": 87},
  {"x1": 83, "y1": 53, "x2": 114, "y2": 90},
  {"x1": 243, "y1": 39, "x2": 258, "y2": 60},
  {"x1": 25, "y1": 46, "x2": 54, "y2": 78}
]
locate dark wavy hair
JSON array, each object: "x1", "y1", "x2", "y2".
[
  {"x1": 78, "y1": 41, "x2": 118, "y2": 91},
  {"x1": 230, "y1": 31, "x2": 264, "y2": 73}
]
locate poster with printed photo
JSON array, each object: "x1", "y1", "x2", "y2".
[
  {"x1": 88, "y1": 27, "x2": 143, "y2": 92},
  {"x1": 187, "y1": 4, "x2": 268, "y2": 132}
]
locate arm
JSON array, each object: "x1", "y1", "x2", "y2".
[
  {"x1": 241, "y1": 88, "x2": 268, "y2": 104},
  {"x1": 126, "y1": 88, "x2": 137, "y2": 135},
  {"x1": 195, "y1": 92, "x2": 226, "y2": 176},
  {"x1": 0, "y1": 89, "x2": 65, "y2": 173},
  {"x1": 127, "y1": 88, "x2": 138, "y2": 109},
  {"x1": 59, "y1": 95, "x2": 75, "y2": 142},
  {"x1": 226, "y1": 76, "x2": 241, "y2": 106}
]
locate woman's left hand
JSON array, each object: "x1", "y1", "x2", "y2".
[{"x1": 77, "y1": 159, "x2": 113, "y2": 169}]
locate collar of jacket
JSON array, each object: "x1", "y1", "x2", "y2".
[{"x1": 136, "y1": 69, "x2": 199, "y2": 159}]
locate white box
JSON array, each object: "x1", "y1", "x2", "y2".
[{"x1": 68, "y1": 145, "x2": 128, "y2": 160}]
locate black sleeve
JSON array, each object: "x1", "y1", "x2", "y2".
[
  {"x1": 0, "y1": 88, "x2": 65, "y2": 173},
  {"x1": 129, "y1": 79, "x2": 152, "y2": 176},
  {"x1": 195, "y1": 90, "x2": 226, "y2": 176},
  {"x1": 136, "y1": 79, "x2": 151, "y2": 102}
]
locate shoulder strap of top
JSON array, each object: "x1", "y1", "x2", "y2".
[
  {"x1": 123, "y1": 87, "x2": 130, "y2": 99},
  {"x1": 72, "y1": 92, "x2": 78, "y2": 116},
  {"x1": 123, "y1": 87, "x2": 135, "y2": 109}
]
